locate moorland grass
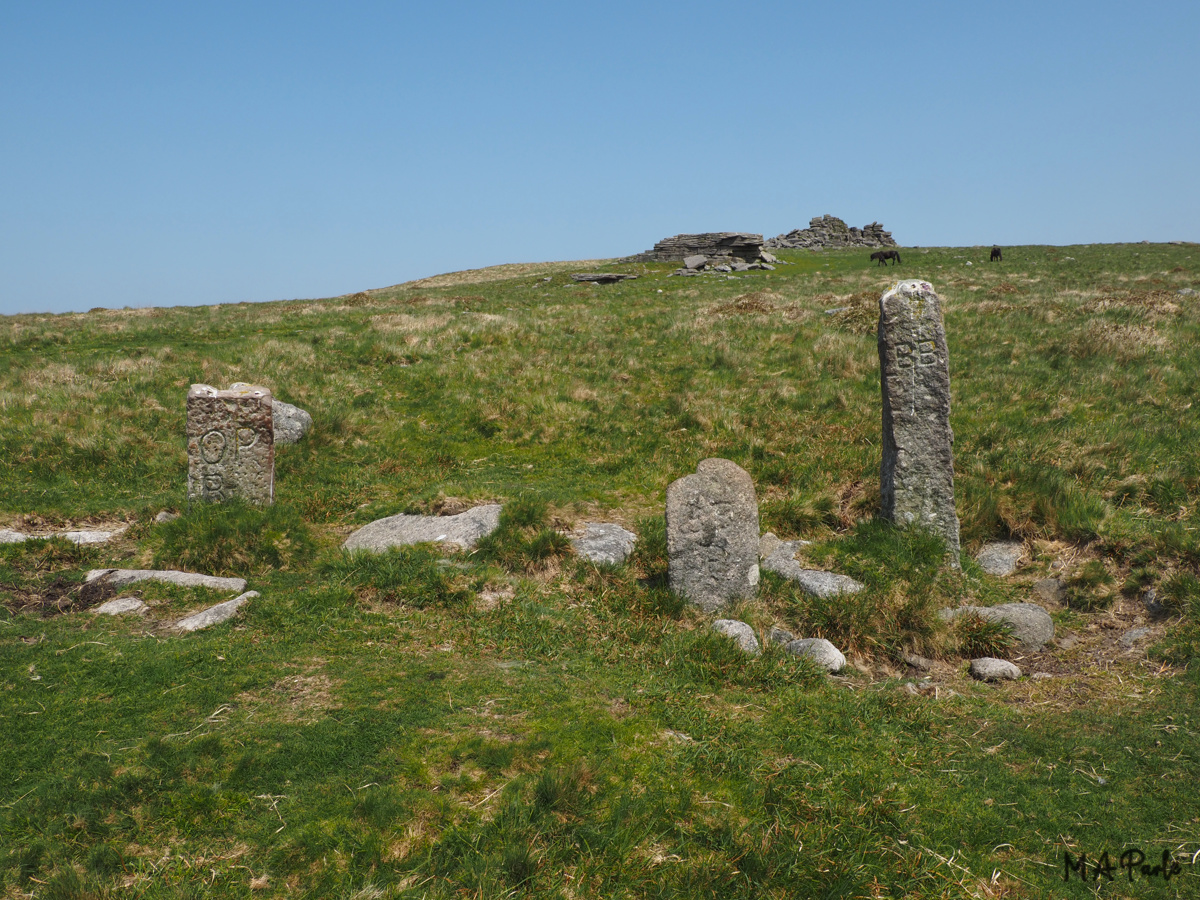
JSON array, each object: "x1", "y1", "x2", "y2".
[{"x1": 2, "y1": 242, "x2": 1199, "y2": 897}]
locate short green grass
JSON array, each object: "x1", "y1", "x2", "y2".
[{"x1": 2, "y1": 243, "x2": 1199, "y2": 898}]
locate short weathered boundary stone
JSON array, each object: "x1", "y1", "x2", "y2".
[
  {"x1": 187, "y1": 384, "x2": 275, "y2": 505},
  {"x1": 86, "y1": 568, "x2": 248, "y2": 593},
  {"x1": 230, "y1": 383, "x2": 312, "y2": 445},
  {"x1": 666, "y1": 459, "x2": 760, "y2": 612},
  {"x1": 878, "y1": 280, "x2": 961, "y2": 563},
  {"x1": 343, "y1": 504, "x2": 502, "y2": 553}
]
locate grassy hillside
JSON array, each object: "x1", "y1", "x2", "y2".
[{"x1": 1, "y1": 243, "x2": 1198, "y2": 898}]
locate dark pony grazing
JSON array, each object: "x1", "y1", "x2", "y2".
[
  {"x1": 870, "y1": 250, "x2": 901, "y2": 266},
  {"x1": 990, "y1": 246, "x2": 1002, "y2": 262}
]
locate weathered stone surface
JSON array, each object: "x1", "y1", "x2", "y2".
[
  {"x1": 230, "y1": 384, "x2": 312, "y2": 445},
  {"x1": 784, "y1": 638, "x2": 846, "y2": 673},
  {"x1": 1033, "y1": 577, "x2": 1065, "y2": 604},
  {"x1": 0, "y1": 528, "x2": 122, "y2": 544},
  {"x1": 970, "y1": 657, "x2": 1021, "y2": 681},
  {"x1": 343, "y1": 504, "x2": 502, "y2": 553},
  {"x1": 626, "y1": 233, "x2": 765, "y2": 264},
  {"x1": 175, "y1": 591, "x2": 259, "y2": 632},
  {"x1": 766, "y1": 215, "x2": 897, "y2": 250},
  {"x1": 761, "y1": 543, "x2": 865, "y2": 598},
  {"x1": 712, "y1": 619, "x2": 761, "y2": 655},
  {"x1": 768, "y1": 625, "x2": 795, "y2": 646},
  {"x1": 878, "y1": 280, "x2": 960, "y2": 562},
  {"x1": 903, "y1": 652, "x2": 933, "y2": 671},
  {"x1": 666, "y1": 459, "x2": 760, "y2": 612},
  {"x1": 155, "y1": 510, "x2": 180, "y2": 524},
  {"x1": 0, "y1": 529, "x2": 27, "y2": 543},
  {"x1": 187, "y1": 384, "x2": 274, "y2": 505},
  {"x1": 1119, "y1": 627, "x2": 1151, "y2": 649},
  {"x1": 571, "y1": 523, "x2": 637, "y2": 566},
  {"x1": 939, "y1": 602, "x2": 1054, "y2": 649},
  {"x1": 85, "y1": 568, "x2": 248, "y2": 593},
  {"x1": 683, "y1": 254, "x2": 708, "y2": 270},
  {"x1": 92, "y1": 596, "x2": 147, "y2": 616},
  {"x1": 1140, "y1": 587, "x2": 1168, "y2": 617},
  {"x1": 975, "y1": 541, "x2": 1024, "y2": 576}
]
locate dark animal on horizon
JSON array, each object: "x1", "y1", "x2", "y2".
[
  {"x1": 990, "y1": 246, "x2": 1002, "y2": 262},
  {"x1": 870, "y1": 250, "x2": 901, "y2": 266}
]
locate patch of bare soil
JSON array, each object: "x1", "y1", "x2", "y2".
[{"x1": 1, "y1": 576, "x2": 120, "y2": 618}]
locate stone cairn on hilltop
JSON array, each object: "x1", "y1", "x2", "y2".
[{"x1": 766, "y1": 215, "x2": 897, "y2": 250}]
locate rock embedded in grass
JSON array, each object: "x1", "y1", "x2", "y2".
[
  {"x1": 666, "y1": 458, "x2": 760, "y2": 612},
  {"x1": 975, "y1": 541, "x2": 1025, "y2": 576},
  {"x1": 877, "y1": 280, "x2": 961, "y2": 564},
  {"x1": 571, "y1": 522, "x2": 636, "y2": 565},
  {"x1": 231, "y1": 384, "x2": 313, "y2": 445},
  {"x1": 0, "y1": 529, "x2": 26, "y2": 543},
  {"x1": 1118, "y1": 627, "x2": 1151, "y2": 649},
  {"x1": 939, "y1": 602, "x2": 1054, "y2": 649},
  {"x1": 712, "y1": 619, "x2": 761, "y2": 655},
  {"x1": 342, "y1": 504, "x2": 502, "y2": 553},
  {"x1": 86, "y1": 568, "x2": 248, "y2": 593},
  {"x1": 969, "y1": 657, "x2": 1021, "y2": 681},
  {"x1": 174, "y1": 590, "x2": 259, "y2": 632},
  {"x1": 768, "y1": 626, "x2": 795, "y2": 646},
  {"x1": 760, "y1": 542, "x2": 864, "y2": 598},
  {"x1": 784, "y1": 638, "x2": 846, "y2": 673},
  {"x1": 92, "y1": 596, "x2": 147, "y2": 616}
]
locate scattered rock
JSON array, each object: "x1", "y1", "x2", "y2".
[
  {"x1": 683, "y1": 254, "x2": 708, "y2": 270},
  {"x1": 175, "y1": 591, "x2": 259, "y2": 632},
  {"x1": 342, "y1": 504, "x2": 502, "y2": 553},
  {"x1": 92, "y1": 596, "x2": 147, "y2": 616},
  {"x1": 154, "y1": 510, "x2": 181, "y2": 524},
  {"x1": 712, "y1": 619, "x2": 761, "y2": 655},
  {"x1": 784, "y1": 638, "x2": 846, "y2": 673},
  {"x1": 878, "y1": 280, "x2": 961, "y2": 562},
  {"x1": 1140, "y1": 587, "x2": 1168, "y2": 618},
  {"x1": 975, "y1": 541, "x2": 1025, "y2": 576},
  {"x1": 903, "y1": 652, "x2": 933, "y2": 671},
  {"x1": 1118, "y1": 627, "x2": 1151, "y2": 649},
  {"x1": 85, "y1": 569, "x2": 248, "y2": 593},
  {"x1": 759, "y1": 532, "x2": 783, "y2": 559},
  {"x1": 768, "y1": 626, "x2": 795, "y2": 646},
  {"x1": 666, "y1": 459, "x2": 760, "y2": 612},
  {"x1": 571, "y1": 522, "x2": 637, "y2": 565},
  {"x1": 0, "y1": 529, "x2": 27, "y2": 543},
  {"x1": 570, "y1": 273, "x2": 638, "y2": 284},
  {"x1": 1031, "y1": 672, "x2": 1054, "y2": 681},
  {"x1": 1033, "y1": 577, "x2": 1065, "y2": 605},
  {"x1": 626, "y1": 233, "x2": 766, "y2": 264},
  {"x1": 760, "y1": 251, "x2": 780, "y2": 264},
  {"x1": 766, "y1": 215, "x2": 897, "y2": 250},
  {"x1": 760, "y1": 543, "x2": 863, "y2": 598},
  {"x1": 970, "y1": 658, "x2": 1021, "y2": 681},
  {"x1": 939, "y1": 603, "x2": 1054, "y2": 649},
  {"x1": 1177, "y1": 288, "x2": 1197, "y2": 297}
]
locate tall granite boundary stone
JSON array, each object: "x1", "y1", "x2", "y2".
[
  {"x1": 877, "y1": 281, "x2": 960, "y2": 564},
  {"x1": 666, "y1": 458, "x2": 760, "y2": 612},
  {"x1": 187, "y1": 384, "x2": 275, "y2": 506}
]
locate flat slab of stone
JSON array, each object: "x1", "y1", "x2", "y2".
[
  {"x1": 939, "y1": 602, "x2": 1054, "y2": 649},
  {"x1": 970, "y1": 657, "x2": 1021, "y2": 681},
  {"x1": 0, "y1": 528, "x2": 124, "y2": 544},
  {"x1": 187, "y1": 383, "x2": 275, "y2": 505},
  {"x1": 571, "y1": 523, "x2": 636, "y2": 565},
  {"x1": 85, "y1": 568, "x2": 248, "y2": 593},
  {"x1": 343, "y1": 504, "x2": 502, "y2": 553},
  {"x1": 0, "y1": 529, "x2": 27, "y2": 543},
  {"x1": 975, "y1": 541, "x2": 1025, "y2": 576},
  {"x1": 683, "y1": 254, "x2": 707, "y2": 270},
  {"x1": 175, "y1": 591, "x2": 258, "y2": 632},
  {"x1": 1119, "y1": 627, "x2": 1151, "y2": 649},
  {"x1": 712, "y1": 619, "x2": 761, "y2": 655},
  {"x1": 92, "y1": 596, "x2": 147, "y2": 616},
  {"x1": 570, "y1": 273, "x2": 637, "y2": 283},
  {"x1": 666, "y1": 459, "x2": 760, "y2": 612},
  {"x1": 761, "y1": 544, "x2": 864, "y2": 598},
  {"x1": 878, "y1": 280, "x2": 960, "y2": 563},
  {"x1": 784, "y1": 638, "x2": 846, "y2": 673}
]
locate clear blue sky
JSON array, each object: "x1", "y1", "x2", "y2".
[{"x1": 2, "y1": 1, "x2": 1197, "y2": 315}]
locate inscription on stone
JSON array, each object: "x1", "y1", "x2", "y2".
[
  {"x1": 877, "y1": 281, "x2": 960, "y2": 563},
  {"x1": 187, "y1": 384, "x2": 275, "y2": 505}
]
